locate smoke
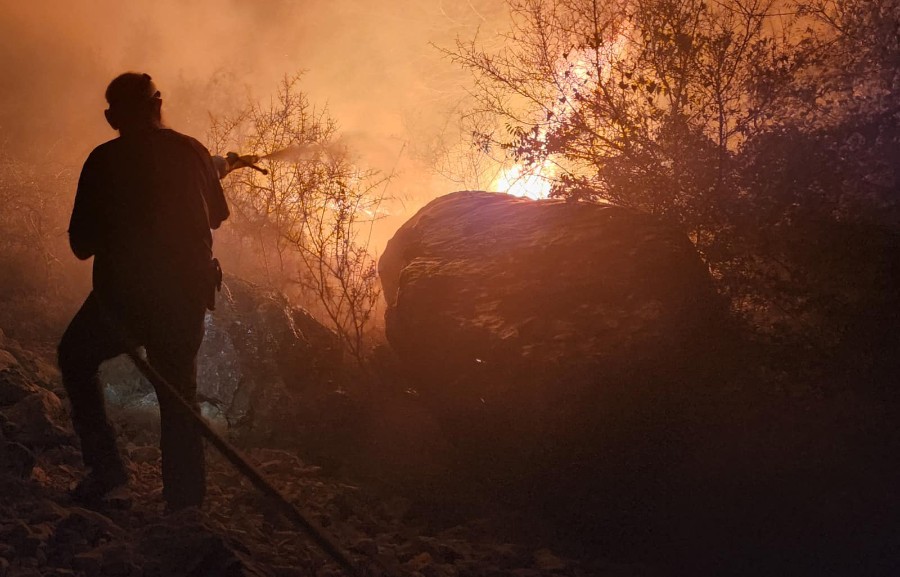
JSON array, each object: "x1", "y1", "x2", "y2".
[
  {"x1": 0, "y1": 0, "x2": 519, "y2": 270},
  {"x1": 0, "y1": 0, "x2": 508, "y2": 194}
]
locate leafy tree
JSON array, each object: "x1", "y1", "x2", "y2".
[
  {"x1": 445, "y1": 0, "x2": 804, "y2": 272},
  {"x1": 446, "y1": 0, "x2": 900, "y2": 359}
]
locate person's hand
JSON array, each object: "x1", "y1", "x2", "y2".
[
  {"x1": 225, "y1": 152, "x2": 261, "y2": 172},
  {"x1": 212, "y1": 153, "x2": 266, "y2": 179}
]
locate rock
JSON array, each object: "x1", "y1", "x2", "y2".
[
  {"x1": 532, "y1": 549, "x2": 567, "y2": 571},
  {"x1": 379, "y1": 191, "x2": 729, "y2": 456},
  {"x1": 0, "y1": 441, "x2": 34, "y2": 478},
  {"x1": 0, "y1": 330, "x2": 59, "y2": 391},
  {"x1": 44, "y1": 570, "x2": 76, "y2": 577},
  {"x1": 138, "y1": 518, "x2": 273, "y2": 577},
  {"x1": 2, "y1": 389, "x2": 71, "y2": 447},
  {"x1": 127, "y1": 445, "x2": 160, "y2": 464},
  {"x1": 71, "y1": 551, "x2": 103, "y2": 575},
  {"x1": 0, "y1": 414, "x2": 17, "y2": 441},
  {"x1": 271, "y1": 567, "x2": 308, "y2": 577},
  {"x1": 425, "y1": 564, "x2": 459, "y2": 577},
  {"x1": 405, "y1": 552, "x2": 434, "y2": 572},
  {"x1": 0, "y1": 349, "x2": 20, "y2": 372},
  {"x1": 28, "y1": 500, "x2": 68, "y2": 524},
  {"x1": 483, "y1": 543, "x2": 527, "y2": 570},
  {"x1": 94, "y1": 543, "x2": 135, "y2": 577},
  {"x1": 0, "y1": 521, "x2": 46, "y2": 558},
  {"x1": 351, "y1": 537, "x2": 379, "y2": 557},
  {"x1": 98, "y1": 274, "x2": 342, "y2": 442},
  {"x1": 29, "y1": 466, "x2": 50, "y2": 487},
  {"x1": 0, "y1": 350, "x2": 38, "y2": 407},
  {"x1": 54, "y1": 508, "x2": 125, "y2": 546},
  {"x1": 200, "y1": 276, "x2": 341, "y2": 437}
]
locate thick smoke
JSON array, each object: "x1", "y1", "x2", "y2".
[{"x1": 0, "y1": 0, "x2": 509, "y2": 222}]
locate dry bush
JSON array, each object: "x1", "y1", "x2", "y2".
[
  {"x1": 0, "y1": 145, "x2": 85, "y2": 343},
  {"x1": 209, "y1": 75, "x2": 389, "y2": 366}
]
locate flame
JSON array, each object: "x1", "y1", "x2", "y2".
[
  {"x1": 493, "y1": 161, "x2": 554, "y2": 200},
  {"x1": 490, "y1": 33, "x2": 628, "y2": 200}
]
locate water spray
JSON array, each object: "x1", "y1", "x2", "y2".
[{"x1": 220, "y1": 142, "x2": 347, "y2": 177}]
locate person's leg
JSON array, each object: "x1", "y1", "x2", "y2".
[
  {"x1": 57, "y1": 293, "x2": 129, "y2": 488},
  {"x1": 145, "y1": 305, "x2": 207, "y2": 510}
]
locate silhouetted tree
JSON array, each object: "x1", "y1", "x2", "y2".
[{"x1": 447, "y1": 0, "x2": 900, "y2": 365}]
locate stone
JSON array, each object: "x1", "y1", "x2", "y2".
[
  {"x1": 351, "y1": 538, "x2": 379, "y2": 557},
  {"x1": 271, "y1": 567, "x2": 308, "y2": 577},
  {"x1": 405, "y1": 552, "x2": 434, "y2": 572},
  {"x1": 137, "y1": 518, "x2": 273, "y2": 577},
  {"x1": 2, "y1": 388, "x2": 71, "y2": 447},
  {"x1": 425, "y1": 564, "x2": 459, "y2": 577},
  {"x1": 484, "y1": 544, "x2": 526, "y2": 570},
  {"x1": 71, "y1": 551, "x2": 103, "y2": 575},
  {"x1": 198, "y1": 276, "x2": 340, "y2": 416},
  {"x1": 381, "y1": 190, "x2": 724, "y2": 388},
  {"x1": 94, "y1": 543, "x2": 136, "y2": 577},
  {"x1": 98, "y1": 274, "x2": 342, "y2": 442},
  {"x1": 532, "y1": 549, "x2": 567, "y2": 571},
  {"x1": 28, "y1": 500, "x2": 68, "y2": 524},
  {"x1": 54, "y1": 508, "x2": 125, "y2": 545},
  {"x1": 0, "y1": 350, "x2": 38, "y2": 407},
  {"x1": 379, "y1": 191, "x2": 729, "y2": 455},
  {"x1": 127, "y1": 445, "x2": 161, "y2": 464},
  {"x1": 1, "y1": 521, "x2": 41, "y2": 557},
  {"x1": 0, "y1": 332, "x2": 59, "y2": 392},
  {"x1": 0, "y1": 350, "x2": 19, "y2": 373},
  {"x1": 0, "y1": 441, "x2": 34, "y2": 478}
]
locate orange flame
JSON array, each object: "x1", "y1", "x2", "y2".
[{"x1": 490, "y1": 34, "x2": 628, "y2": 200}]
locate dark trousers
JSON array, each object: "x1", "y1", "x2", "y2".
[{"x1": 58, "y1": 291, "x2": 207, "y2": 508}]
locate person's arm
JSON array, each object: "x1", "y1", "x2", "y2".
[
  {"x1": 201, "y1": 151, "x2": 230, "y2": 229},
  {"x1": 68, "y1": 151, "x2": 104, "y2": 260},
  {"x1": 211, "y1": 155, "x2": 229, "y2": 180}
]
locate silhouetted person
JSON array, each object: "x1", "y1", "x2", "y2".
[{"x1": 58, "y1": 72, "x2": 229, "y2": 510}]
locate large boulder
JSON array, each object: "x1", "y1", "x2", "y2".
[
  {"x1": 198, "y1": 275, "x2": 342, "y2": 434},
  {"x1": 379, "y1": 191, "x2": 729, "y2": 449}
]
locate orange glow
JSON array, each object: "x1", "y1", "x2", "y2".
[
  {"x1": 490, "y1": 35, "x2": 627, "y2": 200},
  {"x1": 492, "y1": 161, "x2": 554, "y2": 200}
]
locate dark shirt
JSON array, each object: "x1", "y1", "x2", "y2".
[{"x1": 69, "y1": 128, "x2": 228, "y2": 311}]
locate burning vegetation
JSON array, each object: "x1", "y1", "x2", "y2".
[{"x1": 0, "y1": 0, "x2": 899, "y2": 575}]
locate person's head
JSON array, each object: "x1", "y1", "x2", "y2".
[{"x1": 104, "y1": 72, "x2": 163, "y2": 133}]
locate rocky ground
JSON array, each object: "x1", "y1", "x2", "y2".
[{"x1": 0, "y1": 328, "x2": 650, "y2": 577}]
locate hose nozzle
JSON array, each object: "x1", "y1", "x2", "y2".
[{"x1": 225, "y1": 152, "x2": 268, "y2": 175}]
